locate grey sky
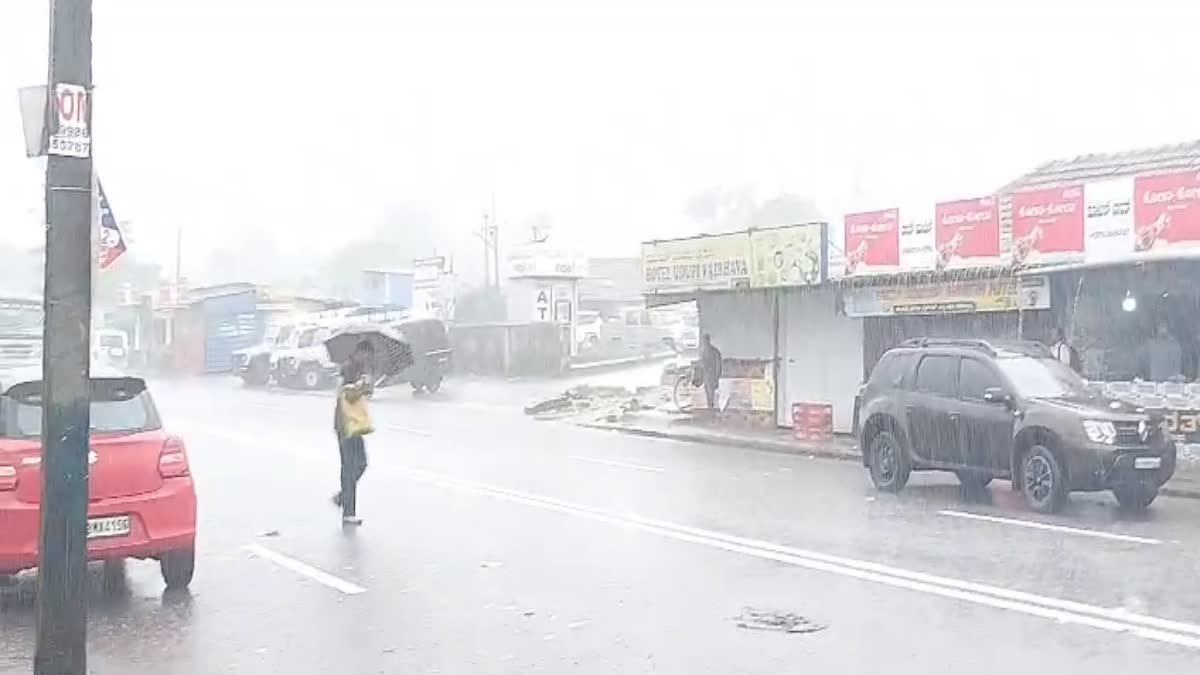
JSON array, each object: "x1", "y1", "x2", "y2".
[{"x1": 4, "y1": 1, "x2": 1200, "y2": 280}]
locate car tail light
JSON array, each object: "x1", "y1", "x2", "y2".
[
  {"x1": 0, "y1": 464, "x2": 17, "y2": 491},
  {"x1": 159, "y1": 437, "x2": 190, "y2": 479}
]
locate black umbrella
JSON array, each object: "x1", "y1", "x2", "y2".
[{"x1": 324, "y1": 324, "x2": 413, "y2": 377}]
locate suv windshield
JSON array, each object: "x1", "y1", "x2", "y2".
[{"x1": 995, "y1": 356, "x2": 1089, "y2": 399}]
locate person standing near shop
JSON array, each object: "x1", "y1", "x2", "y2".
[
  {"x1": 700, "y1": 333, "x2": 723, "y2": 411},
  {"x1": 1139, "y1": 323, "x2": 1183, "y2": 382}
]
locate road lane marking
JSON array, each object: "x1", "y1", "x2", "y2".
[
  {"x1": 392, "y1": 466, "x2": 1200, "y2": 649},
  {"x1": 384, "y1": 424, "x2": 434, "y2": 437},
  {"x1": 938, "y1": 510, "x2": 1164, "y2": 545},
  {"x1": 242, "y1": 544, "x2": 366, "y2": 595},
  {"x1": 569, "y1": 456, "x2": 665, "y2": 473}
]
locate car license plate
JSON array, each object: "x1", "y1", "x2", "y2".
[
  {"x1": 87, "y1": 516, "x2": 131, "y2": 540},
  {"x1": 1134, "y1": 457, "x2": 1162, "y2": 470}
]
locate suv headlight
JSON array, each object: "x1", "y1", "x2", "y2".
[{"x1": 1083, "y1": 420, "x2": 1117, "y2": 445}]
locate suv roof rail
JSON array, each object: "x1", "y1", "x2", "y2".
[{"x1": 900, "y1": 337, "x2": 997, "y2": 356}]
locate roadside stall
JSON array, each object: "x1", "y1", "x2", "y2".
[{"x1": 1014, "y1": 166, "x2": 1200, "y2": 457}]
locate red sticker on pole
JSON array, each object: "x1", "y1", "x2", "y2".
[
  {"x1": 934, "y1": 196, "x2": 999, "y2": 269},
  {"x1": 843, "y1": 208, "x2": 900, "y2": 275},
  {"x1": 97, "y1": 181, "x2": 126, "y2": 270},
  {"x1": 1010, "y1": 186, "x2": 1084, "y2": 265},
  {"x1": 1133, "y1": 170, "x2": 1200, "y2": 252}
]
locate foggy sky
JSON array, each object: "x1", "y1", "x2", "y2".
[{"x1": 3, "y1": 0, "x2": 1200, "y2": 282}]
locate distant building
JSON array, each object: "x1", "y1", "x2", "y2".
[
  {"x1": 361, "y1": 269, "x2": 414, "y2": 310},
  {"x1": 578, "y1": 257, "x2": 643, "y2": 317}
]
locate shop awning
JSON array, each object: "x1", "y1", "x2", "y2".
[
  {"x1": 1015, "y1": 252, "x2": 1200, "y2": 276},
  {"x1": 835, "y1": 265, "x2": 1015, "y2": 288}
]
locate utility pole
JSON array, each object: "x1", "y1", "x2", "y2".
[
  {"x1": 37, "y1": 1, "x2": 93, "y2": 674},
  {"x1": 477, "y1": 214, "x2": 492, "y2": 288},
  {"x1": 490, "y1": 219, "x2": 500, "y2": 289},
  {"x1": 489, "y1": 192, "x2": 500, "y2": 288}
]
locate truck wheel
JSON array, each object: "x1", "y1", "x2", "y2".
[
  {"x1": 302, "y1": 367, "x2": 322, "y2": 390},
  {"x1": 160, "y1": 548, "x2": 195, "y2": 590},
  {"x1": 1114, "y1": 482, "x2": 1159, "y2": 511},
  {"x1": 244, "y1": 359, "x2": 270, "y2": 387},
  {"x1": 868, "y1": 429, "x2": 910, "y2": 493},
  {"x1": 1020, "y1": 444, "x2": 1067, "y2": 514},
  {"x1": 425, "y1": 374, "x2": 443, "y2": 393}
]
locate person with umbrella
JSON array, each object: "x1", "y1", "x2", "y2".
[
  {"x1": 325, "y1": 325, "x2": 413, "y2": 526},
  {"x1": 331, "y1": 339, "x2": 375, "y2": 525}
]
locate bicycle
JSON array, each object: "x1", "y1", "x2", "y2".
[{"x1": 673, "y1": 361, "x2": 702, "y2": 412}]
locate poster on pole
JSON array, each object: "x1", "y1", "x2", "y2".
[
  {"x1": 97, "y1": 181, "x2": 126, "y2": 270},
  {"x1": 47, "y1": 83, "x2": 91, "y2": 158}
]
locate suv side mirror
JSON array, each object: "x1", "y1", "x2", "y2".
[{"x1": 983, "y1": 387, "x2": 1012, "y2": 407}]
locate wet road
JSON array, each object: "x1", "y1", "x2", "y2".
[{"x1": 4, "y1": 368, "x2": 1200, "y2": 673}]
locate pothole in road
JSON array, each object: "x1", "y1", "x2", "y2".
[{"x1": 734, "y1": 607, "x2": 827, "y2": 634}]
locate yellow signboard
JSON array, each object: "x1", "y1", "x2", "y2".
[
  {"x1": 843, "y1": 275, "x2": 1051, "y2": 317},
  {"x1": 641, "y1": 232, "x2": 752, "y2": 292},
  {"x1": 749, "y1": 223, "x2": 824, "y2": 288}
]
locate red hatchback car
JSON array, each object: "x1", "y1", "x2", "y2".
[{"x1": 0, "y1": 372, "x2": 196, "y2": 589}]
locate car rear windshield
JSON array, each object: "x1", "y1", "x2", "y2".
[
  {"x1": 0, "y1": 378, "x2": 162, "y2": 438},
  {"x1": 995, "y1": 356, "x2": 1089, "y2": 399}
]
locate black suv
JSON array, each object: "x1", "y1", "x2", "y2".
[{"x1": 855, "y1": 338, "x2": 1177, "y2": 513}]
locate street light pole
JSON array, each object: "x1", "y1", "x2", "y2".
[{"x1": 36, "y1": 1, "x2": 94, "y2": 674}]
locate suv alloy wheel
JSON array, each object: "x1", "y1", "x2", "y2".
[
  {"x1": 1020, "y1": 444, "x2": 1067, "y2": 514},
  {"x1": 868, "y1": 428, "x2": 910, "y2": 492}
]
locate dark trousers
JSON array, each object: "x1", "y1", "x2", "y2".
[
  {"x1": 704, "y1": 382, "x2": 718, "y2": 410},
  {"x1": 337, "y1": 433, "x2": 367, "y2": 517}
]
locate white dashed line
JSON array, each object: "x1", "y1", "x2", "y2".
[
  {"x1": 243, "y1": 544, "x2": 367, "y2": 595},
  {"x1": 569, "y1": 456, "x2": 665, "y2": 473},
  {"x1": 392, "y1": 466, "x2": 1200, "y2": 650},
  {"x1": 937, "y1": 510, "x2": 1163, "y2": 545},
  {"x1": 384, "y1": 424, "x2": 433, "y2": 437}
]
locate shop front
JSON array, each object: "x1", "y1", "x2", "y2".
[
  {"x1": 841, "y1": 271, "x2": 1055, "y2": 375},
  {"x1": 642, "y1": 223, "x2": 828, "y2": 424},
  {"x1": 1040, "y1": 258, "x2": 1200, "y2": 453}
]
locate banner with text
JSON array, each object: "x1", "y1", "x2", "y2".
[
  {"x1": 842, "y1": 275, "x2": 1051, "y2": 317},
  {"x1": 935, "y1": 196, "x2": 1000, "y2": 269},
  {"x1": 1133, "y1": 170, "x2": 1200, "y2": 254},
  {"x1": 642, "y1": 232, "x2": 752, "y2": 292},
  {"x1": 749, "y1": 223, "x2": 825, "y2": 287},
  {"x1": 1084, "y1": 177, "x2": 1135, "y2": 263},
  {"x1": 899, "y1": 214, "x2": 936, "y2": 272},
  {"x1": 1011, "y1": 186, "x2": 1085, "y2": 266},
  {"x1": 843, "y1": 208, "x2": 900, "y2": 275}
]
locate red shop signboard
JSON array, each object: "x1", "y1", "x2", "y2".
[
  {"x1": 934, "y1": 196, "x2": 999, "y2": 269},
  {"x1": 1011, "y1": 186, "x2": 1084, "y2": 265},
  {"x1": 844, "y1": 208, "x2": 900, "y2": 275},
  {"x1": 1133, "y1": 170, "x2": 1200, "y2": 252}
]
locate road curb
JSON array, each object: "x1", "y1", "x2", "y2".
[
  {"x1": 578, "y1": 422, "x2": 862, "y2": 463},
  {"x1": 567, "y1": 352, "x2": 675, "y2": 372},
  {"x1": 578, "y1": 422, "x2": 1200, "y2": 501}
]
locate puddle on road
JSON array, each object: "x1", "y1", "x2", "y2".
[{"x1": 734, "y1": 607, "x2": 827, "y2": 634}]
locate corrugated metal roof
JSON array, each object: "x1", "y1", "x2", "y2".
[{"x1": 1001, "y1": 140, "x2": 1200, "y2": 193}]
